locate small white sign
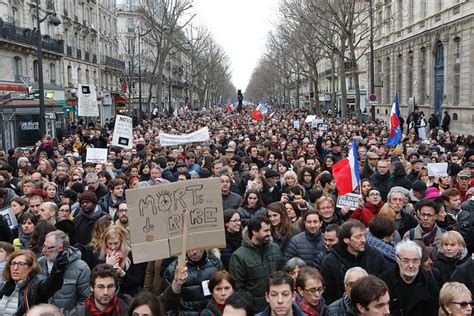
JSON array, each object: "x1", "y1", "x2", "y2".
[
  {"x1": 336, "y1": 193, "x2": 361, "y2": 210},
  {"x1": 293, "y1": 120, "x2": 300, "y2": 129},
  {"x1": 0, "y1": 208, "x2": 18, "y2": 230},
  {"x1": 86, "y1": 148, "x2": 108, "y2": 164},
  {"x1": 305, "y1": 115, "x2": 317, "y2": 123},
  {"x1": 427, "y1": 163, "x2": 448, "y2": 177},
  {"x1": 312, "y1": 119, "x2": 323, "y2": 129},
  {"x1": 77, "y1": 84, "x2": 99, "y2": 117},
  {"x1": 112, "y1": 115, "x2": 133, "y2": 149}
]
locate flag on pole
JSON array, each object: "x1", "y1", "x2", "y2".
[
  {"x1": 386, "y1": 95, "x2": 402, "y2": 146},
  {"x1": 251, "y1": 109, "x2": 263, "y2": 120},
  {"x1": 332, "y1": 140, "x2": 361, "y2": 196}
]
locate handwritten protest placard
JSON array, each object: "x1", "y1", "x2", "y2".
[
  {"x1": 427, "y1": 163, "x2": 448, "y2": 177},
  {"x1": 126, "y1": 178, "x2": 225, "y2": 263},
  {"x1": 159, "y1": 127, "x2": 210, "y2": 146},
  {"x1": 85, "y1": 148, "x2": 108, "y2": 164},
  {"x1": 112, "y1": 115, "x2": 133, "y2": 149},
  {"x1": 336, "y1": 193, "x2": 361, "y2": 210}
]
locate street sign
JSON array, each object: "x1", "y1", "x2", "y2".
[{"x1": 369, "y1": 93, "x2": 377, "y2": 103}]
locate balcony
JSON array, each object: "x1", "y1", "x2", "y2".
[
  {"x1": 116, "y1": 4, "x2": 141, "y2": 12},
  {"x1": 101, "y1": 55, "x2": 125, "y2": 71},
  {"x1": 92, "y1": 54, "x2": 97, "y2": 63},
  {"x1": 77, "y1": 49, "x2": 82, "y2": 59},
  {"x1": 66, "y1": 45, "x2": 72, "y2": 56},
  {"x1": 0, "y1": 21, "x2": 63, "y2": 55},
  {"x1": 84, "y1": 51, "x2": 90, "y2": 61}
]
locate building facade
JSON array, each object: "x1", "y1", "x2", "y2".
[{"x1": 373, "y1": 0, "x2": 474, "y2": 133}]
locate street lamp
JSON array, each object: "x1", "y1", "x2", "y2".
[
  {"x1": 168, "y1": 52, "x2": 172, "y2": 116},
  {"x1": 137, "y1": 28, "x2": 152, "y2": 120},
  {"x1": 36, "y1": 0, "x2": 61, "y2": 136},
  {"x1": 369, "y1": 0, "x2": 375, "y2": 121}
]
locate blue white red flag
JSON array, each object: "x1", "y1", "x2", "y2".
[
  {"x1": 386, "y1": 95, "x2": 402, "y2": 146},
  {"x1": 332, "y1": 140, "x2": 361, "y2": 196}
]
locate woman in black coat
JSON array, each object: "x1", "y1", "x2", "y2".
[
  {"x1": 433, "y1": 231, "x2": 471, "y2": 283},
  {"x1": 386, "y1": 161, "x2": 412, "y2": 192},
  {"x1": 219, "y1": 210, "x2": 242, "y2": 270}
]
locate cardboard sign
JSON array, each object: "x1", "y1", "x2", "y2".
[
  {"x1": 126, "y1": 178, "x2": 225, "y2": 263},
  {"x1": 112, "y1": 115, "x2": 133, "y2": 149},
  {"x1": 336, "y1": 193, "x2": 361, "y2": 210},
  {"x1": 86, "y1": 148, "x2": 108, "y2": 164},
  {"x1": 77, "y1": 84, "x2": 99, "y2": 117},
  {"x1": 293, "y1": 120, "x2": 300, "y2": 129},
  {"x1": 317, "y1": 123, "x2": 329, "y2": 132},
  {"x1": 0, "y1": 208, "x2": 18, "y2": 230},
  {"x1": 159, "y1": 127, "x2": 210, "y2": 146},
  {"x1": 427, "y1": 163, "x2": 448, "y2": 177},
  {"x1": 312, "y1": 119, "x2": 323, "y2": 129}
]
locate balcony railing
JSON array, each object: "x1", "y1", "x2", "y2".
[
  {"x1": 0, "y1": 21, "x2": 64, "y2": 55},
  {"x1": 66, "y1": 45, "x2": 72, "y2": 56},
  {"x1": 77, "y1": 49, "x2": 82, "y2": 59},
  {"x1": 84, "y1": 51, "x2": 90, "y2": 61},
  {"x1": 101, "y1": 55, "x2": 125, "y2": 71}
]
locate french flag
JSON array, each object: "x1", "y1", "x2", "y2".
[
  {"x1": 386, "y1": 95, "x2": 402, "y2": 146},
  {"x1": 332, "y1": 140, "x2": 361, "y2": 196}
]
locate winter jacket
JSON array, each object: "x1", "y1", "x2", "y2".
[
  {"x1": 321, "y1": 243, "x2": 388, "y2": 304},
  {"x1": 379, "y1": 265, "x2": 440, "y2": 316},
  {"x1": 320, "y1": 213, "x2": 344, "y2": 233},
  {"x1": 229, "y1": 229, "x2": 284, "y2": 312},
  {"x1": 100, "y1": 193, "x2": 125, "y2": 220},
  {"x1": 366, "y1": 231, "x2": 396, "y2": 265},
  {"x1": 350, "y1": 201, "x2": 384, "y2": 227},
  {"x1": 0, "y1": 268, "x2": 65, "y2": 316},
  {"x1": 38, "y1": 247, "x2": 90, "y2": 315},
  {"x1": 387, "y1": 175, "x2": 413, "y2": 192},
  {"x1": 402, "y1": 224, "x2": 445, "y2": 253},
  {"x1": 200, "y1": 299, "x2": 222, "y2": 316},
  {"x1": 395, "y1": 211, "x2": 418, "y2": 238},
  {"x1": 369, "y1": 172, "x2": 391, "y2": 201},
  {"x1": 284, "y1": 230, "x2": 325, "y2": 268},
  {"x1": 260, "y1": 185, "x2": 281, "y2": 206},
  {"x1": 255, "y1": 301, "x2": 306, "y2": 316},
  {"x1": 443, "y1": 209, "x2": 474, "y2": 253},
  {"x1": 222, "y1": 192, "x2": 243, "y2": 210},
  {"x1": 236, "y1": 206, "x2": 267, "y2": 227},
  {"x1": 451, "y1": 260, "x2": 474, "y2": 294},
  {"x1": 219, "y1": 230, "x2": 242, "y2": 270},
  {"x1": 271, "y1": 226, "x2": 299, "y2": 252},
  {"x1": 462, "y1": 199, "x2": 474, "y2": 213},
  {"x1": 161, "y1": 252, "x2": 223, "y2": 315},
  {"x1": 73, "y1": 205, "x2": 108, "y2": 246},
  {"x1": 433, "y1": 250, "x2": 470, "y2": 283},
  {"x1": 326, "y1": 294, "x2": 357, "y2": 316}
]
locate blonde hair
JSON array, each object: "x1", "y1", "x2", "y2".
[
  {"x1": 439, "y1": 282, "x2": 472, "y2": 315},
  {"x1": 378, "y1": 204, "x2": 396, "y2": 221},
  {"x1": 441, "y1": 231, "x2": 466, "y2": 251},
  {"x1": 99, "y1": 225, "x2": 131, "y2": 269}
]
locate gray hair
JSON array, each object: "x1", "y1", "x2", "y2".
[
  {"x1": 283, "y1": 170, "x2": 298, "y2": 180},
  {"x1": 84, "y1": 172, "x2": 99, "y2": 181},
  {"x1": 26, "y1": 304, "x2": 62, "y2": 316},
  {"x1": 395, "y1": 240, "x2": 422, "y2": 258},
  {"x1": 56, "y1": 162, "x2": 68, "y2": 170},
  {"x1": 46, "y1": 230, "x2": 70, "y2": 249},
  {"x1": 42, "y1": 201, "x2": 58, "y2": 213},
  {"x1": 344, "y1": 267, "x2": 368, "y2": 283},
  {"x1": 284, "y1": 257, "x2": 307, "y2": 273},
  {"x1": 387, "y1": 189, "x2": 407, "y2": 202}
]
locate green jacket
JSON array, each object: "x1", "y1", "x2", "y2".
[{"x1": 229, "y1": 229, "x2": 283, "y2": 313}]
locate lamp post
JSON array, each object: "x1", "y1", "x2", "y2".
[
  {"x1": 137, "y1": 28, "x2": 152, "y2": 120},
  {"x1": 35, "y1": 0, "x2": 61, "y2": 136},
  {"x1": 168, "y1": 52, "x2": 173, "y2": 117},
  {"x1": 369, "y1": 0, "x2": 376, "y2": 121}
]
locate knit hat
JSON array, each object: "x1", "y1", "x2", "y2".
[
  {"x1": 79, "y1": 191, "x2": 98, "y2": 204},
  {"x1": 265, "y1": 169, "x2": 280, "y2": 179},
  {"x1": 425, "y1": 187, "x2": 441, "y2": 200}
]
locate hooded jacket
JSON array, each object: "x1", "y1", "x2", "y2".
[
  {"x1": 229, "y1": 227, "x2": 284, "y2": 312},
  {"x1": 38, "y1": 247, "x2": 90, "y2": 315},
  {"x1": 73, "y1": 205, "x2": 108, "y2": 246}
]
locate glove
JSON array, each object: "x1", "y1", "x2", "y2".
[{"x1": 53, "y1": 250, "x2": 69, "y2": 272}]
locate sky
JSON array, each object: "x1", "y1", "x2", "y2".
[{"x1": 190, "y1": 0, "x2": 280, "y2": 92}]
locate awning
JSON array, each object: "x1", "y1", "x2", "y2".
[
  {"x1": 0, "y1": 85, "x2": 28, "y2": 92},
  {"x1": 114, "y1": 95, "x2": 128, "y2": 104}
]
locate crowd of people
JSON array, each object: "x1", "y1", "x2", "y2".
[{"x1": 0, "y1": 107, "x2": 472, "y2": 316}]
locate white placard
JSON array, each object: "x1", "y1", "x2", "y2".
[
  {"x1": 312, "y1": 119, "x2": 323, "y2": 129},
  {"x1": 159, "y1": 127, "x2": 210, "y2": 147},
  {"x1": 112, "y1": 115, "x2": 133, "y2": 149},
  {"x1": 0, "y1": 208, "x2": 18, "y2": 230},
  {"x1": 336, "y1": 193, "x2": 361, "y2": 210},
  {"x1": 86, "y1": 148, "x2": 108, "y2": 164},
  {"x1": 77, "y1": 84, "x2": 99, "y2": 117},
  {"x1": 293, "y1": 120, "x2": 300, "y2": 129},
  {"x1": 427, "y1": 163, "x2": 448, "y2": 177},
  {"x1": 305, "y1": 115, "x2": 317, "y2": 123}
]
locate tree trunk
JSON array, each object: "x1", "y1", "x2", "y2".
[
  {"x1": 339, "y1": 37, "x2": 348, "y2": 118},
  {"x1": 330, "y1": 57, "x2": 337, "y2": 117}
]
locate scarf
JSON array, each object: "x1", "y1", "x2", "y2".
[
  {"x1": 421, "y1": 225, "x2": 438, "y2": 246},
  {"x1": 296, "y1": 293, "x2": 319, "y2": 316},
  {"x1": 19, "y1": 232, "x2": 31, "y2": 249},
  {"x1": 85, "y1": 295, "x2": 121, "y2": 316}
]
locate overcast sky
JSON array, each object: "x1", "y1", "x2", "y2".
[{"x1": 191, "y1": 0, "x2": 280, "y2": 92}]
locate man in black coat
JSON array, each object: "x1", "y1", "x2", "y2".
[
  {"x1": 320, "y1": 220, "x2": 388, "y2": 304},
  {"x1": 379, "y1": 240, "x2": 439, "y2": 316},
  {"x1": 369, "y1": 159, "x2": 391, "y2": 201},
  {"x1": 73, "y1": 191, "x2": 107, "y2": 246}
]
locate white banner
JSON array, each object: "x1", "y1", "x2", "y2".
[
  {"x1": 112, "y1": 115, "x2": 133, "y2": 149},
  {"x1": 77, "y1": 84, "x2": 99, "y2": 117},
  {"x1": 86, "y1": 148, "x2": 108, "y2": 164},
  {"x1": 0, "y1": 208, "x2": 18, "y2": 230},
  {"x1": 159, "y1": 127, "x2": 210, "y2": 146}
]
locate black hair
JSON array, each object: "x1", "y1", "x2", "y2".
[
  {"x1": 368, "y1": 215, "x2": 395, "y2": 239},
  {"x1": 225, "y1": 292, "x2": 254, "y2": 315},
  {"x1": 127, "y1": 291, "x2": 162, "y2": 316},
  {"x1": 247, "y1": 215, "x2": 270, "y2": 239},
  {"x1": 268, "y1": 271, "x2": 295, "y2": 292},
  {"x1": 90, "y1": 263, "x2": 119, "y2": 287},
  {"x1": 414, "y1": 199, "x2": 441, "y2": 214},
  {"x1": 351, "y1": 275, "x2": 389, "y2": 313},
  {"x1": 337, "y1": 220, "x2": 365, "y2": 245}
]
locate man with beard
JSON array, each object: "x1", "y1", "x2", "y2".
[
  {"x1": 230, "y1": 216, "x2": 284, "y2": 313},
  {"x1": 115, "y1": 202, "x2": 129, "y2": 230},
  {"x1": 76, "y1": 264, "x2": 128, "y2": 315},
  {"x1": 379, "y1": 240, "x2": 439, "y2": 316},
  {"x1": 38, "y1": 230, "x2": 90, "y2": 314},
  {"x1": 53, "y1": 163, "x2": 69, "y2": 196}
]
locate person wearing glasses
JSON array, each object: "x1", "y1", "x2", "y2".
[
  {"x1": 350, "y1": 188, "x2": 384, "y2": 227},
  {"x1": 0, "y1": 249, "x2": 68, "y2": 315},
  {"x1": 439, "y1": 282, "x2": 473, "y2": 316},
  {"x1": 379, "y1": 240, "x2": 439, "y2": 316},
  {"x1": 220, "y1": 209, "x2": 242, "y2": 270},
  {"x1": 294, "y1": 266, "x2": 327, "y2": 315},
  {"x1": 38, "y1": 230, "x2": 90, "y2": 315},
  {"x1": 75, "y1": 263, "x2": 128, "y2": 315}
]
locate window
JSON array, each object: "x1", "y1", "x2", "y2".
[
  {"x1": 421, "y1": 0, "x2": 427, "y2": 17},
  {"x1": 86, "y1": 69, "x2": 90, "y2": 83},
  {"x1": 11, "y1": 7, "x2": 18, "y2": 25},
  {"x1": 13, "y1": 56, "x2": 22, "y2": 82},
  {"x1": 436, "y1": 0, "x2": 442, "y2": 12},
  {"x1": 419, "y1": 47, "x2": 426, "y2": 104},
  {"x1": 49, "y1": 63, "x2": 56, "y2": 84},
  {"x1": 397, "y1": 0, "x2": 403, "y2": 28},
  {"x1": 453, "y1": 113, "x2": 458, "y2": 120},
  {"x1": 386, "y1": 5, "x2": 391, "y2": 33},
  {"x1": 407, "y1": 51, "x2": 413, "y2": 98},
  {"x1": 33, "y1": 60, "x2": 39, "y2": 82},
  {"x1": 453, "y1": 64, "x2": 460, "y2": 106},
  {"x1": 408, "y1": 0, "x2": 414, "y2": 24},
  {"x1": 67, "y1": 65, "x2": 72, "y2": 86},
  {"x1": 454, "y1": 37, "x2": 461, "y2": 60},
  {"x1": 77, "y1": 68, "x2": 82, "y2": 83}
]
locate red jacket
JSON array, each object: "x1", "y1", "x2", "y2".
[{"x1": 350, "y1": 201, "x2": 384, "y2": 227}]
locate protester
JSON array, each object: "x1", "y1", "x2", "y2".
[
  {"x1": 326, "y1": 267, "x2": 368, "y2": 316},
  {"x1": 350, "y1": 275, "x2": 390, "y2": 316}
]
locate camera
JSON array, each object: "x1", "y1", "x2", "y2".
[{"x1": 288, "y1": 194, "x2": 295, "y2": 202}]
